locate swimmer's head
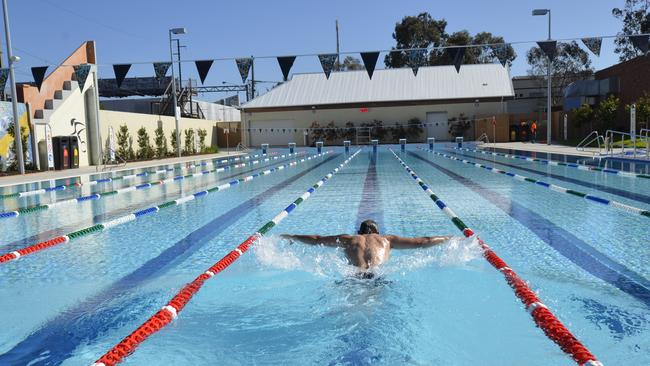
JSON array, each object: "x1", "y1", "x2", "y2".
[{"x1": 358, "y1": 219, "x2": 379, "y2": 235}]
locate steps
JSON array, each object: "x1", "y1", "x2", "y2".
[{"x1": 32, "y1": 80, "x2": 79, "y2": 125}]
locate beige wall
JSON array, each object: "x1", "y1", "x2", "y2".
[
  {"x1": 99, "y1": 110, "x2": 219, "y2": 154},
  {"x1": 242, "y1": 101, "x2": 507, "y2": 146}
]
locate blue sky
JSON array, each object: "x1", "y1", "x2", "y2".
[{"x1": 7, "y1": 0, "x2": 625, "y2": 99}]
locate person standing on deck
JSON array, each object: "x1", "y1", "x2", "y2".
[{"x1": 531, "y1": 121, "x2": 538, "y2": 143}]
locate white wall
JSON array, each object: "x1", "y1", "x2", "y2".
[
  {"x1": 242, "y1": 101, "x2": 506, "y2": 146},
  {"x1": 99, "y1": 110, "x2": 219, "y2": 154}
]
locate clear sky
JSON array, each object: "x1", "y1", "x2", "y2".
[{"x1": 5, "y1": 0, "x2": 626, "y2": 99}]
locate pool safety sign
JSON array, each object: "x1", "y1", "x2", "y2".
[
  {"x1": 108, "y1": 126, "x2": 116, "y2": 161},
  {"x1": 45, "y1": 125, "x2": 54, "y2": 169}
]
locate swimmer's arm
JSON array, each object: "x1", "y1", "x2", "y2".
[
  {"x1": 386, "y1": 235, "x2": 453, "y2": 249},
  {"x1": 280, "y1": 234, "x2": 352, "y2": 247}
]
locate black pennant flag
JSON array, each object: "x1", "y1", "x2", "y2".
[
  {"x1": 0, "y1": 68, "x2": 9, "y2": 93},
  {"x1": 318, "y1": 54, "x2": 338, "y2": 79},
  {"x1": 407, "y1": 49, "x2": 427, "y2": 76},
  {"x1": 448, "y1": 47, "x2": 466, "y2": 73},
  {"x1": 73, "y1": 64, "x2": 91, "y2": 91},
  {"x1": 537, "y1": 41, "x2": 558, "y2": 61},
  {"x1": 493, "y1": 44, "x2": 510, "y2": 67},
  {"x1": 31, "y1": 66, "x2": 48, "y2": 91},
  {"x1": 360, "y1": 51, "x2": 380, "y2": 79},
  {"x1": 153, "y1": 62, "x2": 171, "y2": 83},
  {"x1": 581, "y1": 37, "x2": 602, "y2": 56},
  {"x1": 630, "y1": 35, "x2": 649, "y2": 54},
  {"x1": 195, "y1": 60, "x2": 214, "y2": 84},
  {"x1": 235, "y1": 58, "x2": 252, "y2": 83},
  {"x1": 112, "y1": 64, "x2": 131, "y2": 88},
  {"x1": 277, "y1": 56, "x2": 296, "y2": 81}
]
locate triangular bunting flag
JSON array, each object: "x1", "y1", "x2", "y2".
[
  {"x1": 318, "y1": 53, "x2": 338, "y2": 79},
  {"x1": 31, "y1": 66, "x2": 48, "y2": 91},
  {"x1": 195, "y1": 60, "x2": 214, "y2": 85},
  {"x1": 493, "y1": 44, "x2": 510, "y2": 67},
  {"x1": 0, "y1": 68, "x2": 9, "y2": 93},
  {"x1": 537, "y1": 41, "x2": 558, "y2": 61},
  {"x1": 235, "y1": 58, "x2": 252, "y2": 83},
  {"x1": 153, "y1": 62, "x2": 171, "y2": 83},
  {"x1": 448, "y1": 47, "x2": 466, "y2": 73},
  {"x1": 277, "y1": 56, "x2": 296, "y2": 81},
  {"x1": 73, "y1": 64, "x2": 92, "y2": 91},
  {"x1": 407, "y1": 49, "x2": 427, "y2": 76},
  {"x1": 581, "y1": 37, "x2": 602, "y2": 56},
  {"x1": 360, "y1": 52, "x2": 380, "y2": 79},
  {"x1": 112, "y1": 64, "x2": 131, "y2": 88},
  {"x1": 630, "y1": 35, "x2": 649, "y2": 54}
]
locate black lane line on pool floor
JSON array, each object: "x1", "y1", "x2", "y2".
[
  {"x1": 446, "y1": 149, "x2": 650, "y2": 205},
  {"x1": 0, "y1": 155, "x2": 303, "y2": 253},
  {"x1": 0, "y1": 154, "x2": 340, "y2": 366},
  {"x1": 407, "y1": 151, "x2": 650, "y2": 309},
  {"x1": 356, "y1": 152, "x2": 384, "y2": 229}
]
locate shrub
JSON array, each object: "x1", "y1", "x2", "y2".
[
  {"x1": 136, "y1": 127, "x2": 154, "y2": 159},
  {"x1": 170, "y1": 129, "x2": 179, "y2": 155},
  {"x1": 154, "y1": 126, "x2": 168, "y2": 158},
  {"x1": 6, "y1": 124, "x2": 31, "y2": 171},
  {"x1": 309, "y1": 121, "x2": 325, "y2": 146},
  {"x1": 406, "y1": 117, "x2": 424, "y2": 141},
  {"x1": 324, "y1": 121, "x2": 339, "y2": 143}
]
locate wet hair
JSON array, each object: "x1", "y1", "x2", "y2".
[{"x1": 358, "y1": 219, "x2": 379, "y2": 235}]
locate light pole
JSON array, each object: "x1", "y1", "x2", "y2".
[
  {"x1": 533, "y1": 8, "x2": 552, "y2": 145},
  {"x1": 169, "y1": 27, "x2": 186, "y2": 157},
  {"x1": 3, "y1": 0, "x2": 24, "y2": 174}
]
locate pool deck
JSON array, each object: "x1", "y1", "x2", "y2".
[
  {"x1": 476, "y1": 142, "x2": 601, "y2": 158},
  {"x1": 0, "y1": 149, "x2": 247, "y2": 187}
]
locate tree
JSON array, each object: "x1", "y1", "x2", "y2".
[
  {"x1": 309, "y1": 122, "x2": 325, "y2": 146},
  {"x1": 342, "y1": 122, "x2": 356, "y2": 141},
  {"x1": 154, "y1": 126, "x2": 168, "y2": 158},
  {"x1": 613, "y1": 1, "x2": 650, "y2": 61},
  {"x1": 406, "y1": 117, "x2": 424, "y2": 140},
  {"x1": 573, "y1": 103, "x2": 595, "y2": 131},
  {"x1": 448, "y1": 114, "x2": 471, "y2": 137},
  {"x1": 184, "y1": 128, "x2": 195, "y2": 155},
  {"x1": 170, "y1": 129, "x2": 179, "y2": 155},
  {"x1": 335, "y1": 56, "x2": 364, "y2": 71},
  {"x1": 595, "y1": 95, "x2": 620, "y2": 130},
  {"x1": 324, "y1": 121, "x2": 339, "y2": 143},
  {"x1": 117, "y1": 124, "x2": 133, "y2": 160},
  {"x1": 526, "y1": 41, "x2": 593, "y2": 106},
  {"x1": 136, "y1": 127, "x2": 153, "y2": 159},
  {"x1": 384, "y1": 12, "x2": 516, "y2": 68},
  {"x1": 197, "y1": 128, "x2": 207, "y2": 152}
]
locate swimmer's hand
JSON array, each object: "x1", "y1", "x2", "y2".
[{"x1": 280, "y1": 234, "x2": 295, "y2": 245}]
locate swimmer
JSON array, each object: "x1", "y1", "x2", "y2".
[{"x1": 282, "y1": 219, "x2": 452, "y2": 273}]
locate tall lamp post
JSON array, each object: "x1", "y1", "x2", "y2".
[
  {"x1": 532, "y1": 8, "x2": 552, "y2": 145},
  {"x1": 3, "y1": 0, "x2": 24, "y2": 174},
  {"x1": 169, "y1": 27, "x2": 186, "y2": 157}
]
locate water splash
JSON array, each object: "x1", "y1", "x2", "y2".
[{"x1": 252, "y1": 235, "x2": 482, "y2": 278}]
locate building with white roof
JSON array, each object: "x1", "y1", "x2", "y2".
[{"x1": 241, "y1": 63, "x2": 514, "y2": 146}]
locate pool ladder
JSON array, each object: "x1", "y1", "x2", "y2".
[{"x1": 576, "y1": 131, "x2": 605, "y2": 156}]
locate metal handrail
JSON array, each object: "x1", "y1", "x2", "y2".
[
  {"x1": 605, "y1": 129, "x2": 634, "y2": 157},
  {"x1": 236, "y1": 142, "x2": 251, "y2": 153},
  {"x1": 96, "y1": 148, "x2": 127, "y2": 172},
  {"x1": 477, "y1": 133, "x2": 490, "y2": 145},
  {"x1": 640, "y1": 128, "x2": 650, "y2": 158},
  {"x1": 576, "y1": 131, "x2": 602, "y2": 152}
]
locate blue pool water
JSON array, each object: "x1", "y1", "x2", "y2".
[{"x1": 0, "y1": 145, "x2": 648, "y2": 365}]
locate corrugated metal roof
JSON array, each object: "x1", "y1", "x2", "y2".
[{"x1": 242, "y1": 64, "x2": 513, "y2": 109}]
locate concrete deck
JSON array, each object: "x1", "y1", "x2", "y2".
[
  {"x1": 476, "y1": 142, "x2": 601, "y2": 158},
  {"x1": 0, "y1": 149, "x2": 247, "y2": 188}
]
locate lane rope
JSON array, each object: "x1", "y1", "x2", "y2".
[
  {"x1": 455, "y1": 146, "x2": 649, "y2": 179},
  {"x1": 390, "y1": 148, "x2": 602, "y2": 366},
  {"x1": 418, "y1": 147, "x2": 650, "y2": 219},
  {"x1": 0, "y1": 151, "x2": 271, "y2": 200},
  {"x1": 0, "y1": 152, "x2": 305, "y2": 220},
  {"x1": 92, "y1": 149, "x2": 361, "y2": 366},
  {"x1": 0, "y1": 151, "x2": 331, "y2": 265}
]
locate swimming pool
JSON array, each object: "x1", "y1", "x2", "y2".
[{"x1": 0, "y1": 144, "x2": 648, "y2": 365}]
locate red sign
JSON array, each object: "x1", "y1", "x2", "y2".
[
  {"x1": 491, "y1": 116, "x2": 496, "y2": 126},
  {"x1": 359, "y1": 108, "x2": 369, "y2": 113}
]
